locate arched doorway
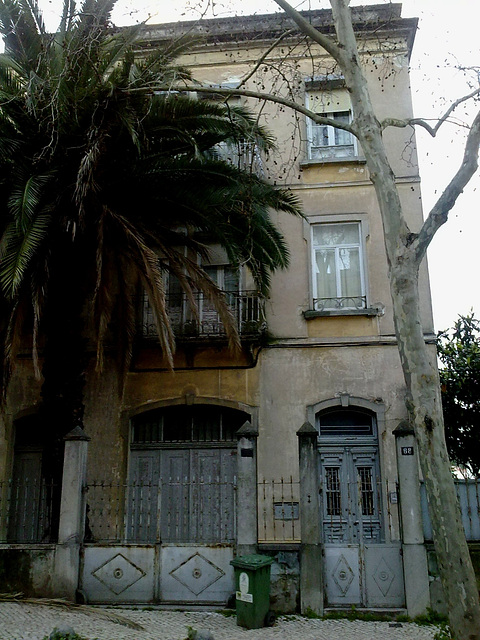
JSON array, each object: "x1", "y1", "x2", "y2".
[
  {"x1": 128, "y1": 403, "x2": 249, "y2": 604},
  {"x1": 318, "y1": 406, "x2": 383, "y2": 546},
  {"x1": 313, "y1": 398, "x2": 405, "y2": 608}
]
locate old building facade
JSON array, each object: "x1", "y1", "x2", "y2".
[{"x1": 0, "y1": 4, "x2": 437, "y2": 615}]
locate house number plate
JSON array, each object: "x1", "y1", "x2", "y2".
[{"x1": 401, "y1": 446, "x2": 414, "y2": 455}]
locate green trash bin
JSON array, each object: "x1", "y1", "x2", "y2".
[{"x1": 230, "y1": 554, "x2": 274, "y2": 629}]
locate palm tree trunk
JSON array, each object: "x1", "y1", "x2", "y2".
[{"x1": 39, "y1": 241, "x2": 88, "y2": 540}]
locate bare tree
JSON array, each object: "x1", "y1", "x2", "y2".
[
  {"x1": 268, "y1": 2, "x2": 480, "y2": 636},
  {"x1": 273, "y1": 4, "x2": 480, "y2": 638},
  {"x1": 135, "y1": 1, "x2": 480, "y2": 636}
]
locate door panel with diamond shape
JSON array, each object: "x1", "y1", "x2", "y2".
[
  {"x1": 82, "y1": 546, "x2": 155, "y2": 603},
  {"x1": 159, "y1": 545, "x2": 234, "y2": 603},
  {"x1": 324, "y1": 546, "x2": 360, "y2": 605},
  {"x1": 365, "y1": 544, "x2": 404, "y2": 606}
]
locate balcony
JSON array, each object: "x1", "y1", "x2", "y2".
[
  {"x1": 211, "y1": 141, "x2": 265, "y2": 177},
  {"x1": 141, "y1": 291, "x2": 266, "y2": 340}
]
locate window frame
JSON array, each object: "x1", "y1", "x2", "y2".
[
  {"x1": 310, "y1": 219, "x2": 368, "y2": 311},
  {"x1": 305, "y1": 89, "x2": 357, "y2": 161}
]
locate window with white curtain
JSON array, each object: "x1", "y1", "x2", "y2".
[{"x1": 312, "y1": 222, "x2": 366, "y2": 310}]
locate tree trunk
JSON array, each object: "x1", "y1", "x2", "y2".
[
  {"x1": 323, "y1": 2, "x2": 480, "y2": 634},
  {"x1": 40, "y1": 239, "x2": 89, "y2": 540},
  {"x1": 390, "y1": 264, "x2": 480, "y2": 638}
]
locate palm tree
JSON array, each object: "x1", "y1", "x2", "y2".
[{"x1": 0, "y1": 0, "x2": 301, "y2": 534}]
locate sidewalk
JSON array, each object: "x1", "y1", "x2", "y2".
[{"x1": 0, "y1": 602, "x2": 440, "y2": 640}]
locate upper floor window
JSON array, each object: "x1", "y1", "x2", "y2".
[
  {"x1": 312, "y1": 222, "x2": 366, "y2": 311},
  {"x1": 306, "y1": 82, "x2": 356, "y2": 161}
]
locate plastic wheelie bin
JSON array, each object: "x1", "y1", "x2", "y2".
[{"x1": 230, "y1": 554, "x2": 275, "y2": 629}]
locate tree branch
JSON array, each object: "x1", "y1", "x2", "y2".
[
  {"x1": 236, "y1": 29, "x2": 295, "y2": 90},
  {"x1": 272, "y1": 0, "x2": 344, "y2": 65},
  {"x1": 414, "y1": 107, "x2": 480, "y2": 262},
  {"x1": 381, "y1": 87, "x2": 480, "y2": 135},
  {"x1": 125, "y1": 84, "x2": 358, "y2": 135}
]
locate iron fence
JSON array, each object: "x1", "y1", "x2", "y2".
[
  {"x1": 85, "y1": 478, "x2": 236, "y2": 544},
  {"x1": 258, "y1": 477, "x2": 301, "y2": 543},
  {"x1": 0, "y1": 479, "x2": 58, "y2": 543},
  {"x1": 12, "y1": 475, "x2": 480, "y2": 547}
]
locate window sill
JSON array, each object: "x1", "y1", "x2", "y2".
[
  {"x1": 304, "y1": 307, "x2": 384, "y2": 319},
  {"x1": 300, "y1": 156, "x2": 366, "y2": 168}
]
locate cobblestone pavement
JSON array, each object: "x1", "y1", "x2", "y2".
[{"x1": 0, "y1": 603, "x2": 440, "y2": 640}]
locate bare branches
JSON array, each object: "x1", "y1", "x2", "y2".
[
  {"x1": 381, "y1": 87, "x2": 480, "y2": 135},
  {"x1": 126, "y1": 84, "x2": 358, "y2": 136},
  {"x1": 414, "y1": 107, "x2": 480, "y2": 262},
  {"x1": 236, "y1": 29, "x2": 295, "y2": 90},
  {"x1": 272, "y1": 0, "x2": 344, "y2": 64}
]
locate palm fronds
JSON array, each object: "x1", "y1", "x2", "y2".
[
  {"x1": 0, "y1": 593, "x2": 145, "y2": 630},
  {"x1": 0, "y1": 0, "x2": 303, "y2": 416}
]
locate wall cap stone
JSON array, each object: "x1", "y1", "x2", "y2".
[
  {"x1": 236, "y1": 420, "x2": 258, "y2": 438},
  {"x1": 297, "y1": 421, "x2": 317, "y2": 437},
  {"x1": 63, "y1": 426, "x2": 91, "y2": 442},
  {"x1": 393, "y1": 420, "x2": 415, "y2": 436}
]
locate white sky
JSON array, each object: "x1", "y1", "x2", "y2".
[{"x1": 38, "y1": 1, "x2": 480, "y2": 331}]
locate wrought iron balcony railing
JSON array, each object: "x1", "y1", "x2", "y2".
[
  {"x1": 141, "y1": 291, "x2": 266, "y2": 339},
  {"x1": 313, "y1": 295, "x2": 367, "y2": 311},
  {"x1": 211, "y1": 141, "x2": 265, "y2": 177}
]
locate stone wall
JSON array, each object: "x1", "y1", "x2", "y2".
[{"x1": 0, "y1": 546, "x2": 57, "y2": 597}]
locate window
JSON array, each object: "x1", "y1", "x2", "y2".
[
  {"x1": 173, "y1": 263, "x2": 240, "y2": 335},
  {"x1": 309, "y1": 111, "x2": 355, "y2": 160},
  {"x1": 306, "y1": 87, "x2": 356, "y2": 160},
  {"x1": 132, "y1": 405, "x2": 247, "y2": 444},
  {"x1": 318, "y1": 408, "x2": 374, "y2": 437},
  {"x1": 312, "y1": 222, "x2": 366, "y2": 310}
]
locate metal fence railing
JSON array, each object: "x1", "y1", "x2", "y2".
[
  {"x1": 258, "y1": 477, "x2": 301, "y2": 543},
  {"x1": 0, "y1": 479, "x2": 58, "y2": 543},
  {"x1": 10, "y1": 475, "x2": 480, "y2": 547},
  {"x1": 84, "y1": 478, "x2": 236, "y2": 545}
]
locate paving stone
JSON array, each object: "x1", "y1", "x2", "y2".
[{"x1": 0, "y1": 603, "x2": 439, "y2": 640}]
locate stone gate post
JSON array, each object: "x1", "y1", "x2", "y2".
[
  {"x1": 236, "y1": 420, "x2": 258, "y2": 556},
  {"x1": 54, "y1": 426, "x2": 90, "y2": 601},
  {"x1": 297, "y1": 421, "x2": 323, "y2": 615},
  {"x1": 394, "y1": 421, "x2": 430, "y2": 616}
]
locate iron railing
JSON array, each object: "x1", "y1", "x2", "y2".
[
  {"x1": 0, "y1": 479, "x2": 58, "y2": 543},
  {"x1": 141, "y1": 291, "x2": 265, "y2": 339},
  {"x1": 84, "y1": 478, "x2": 236, "y2": 544},
  {"x1": 211, "y1": 141, "x2": 265, "y2": 177},
  {"x1": 258, "y1": 477, "x2": 301, "y2": 543},
  {"x1": 313, "y1": 295, "x2": 367, "y2": 311}
]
